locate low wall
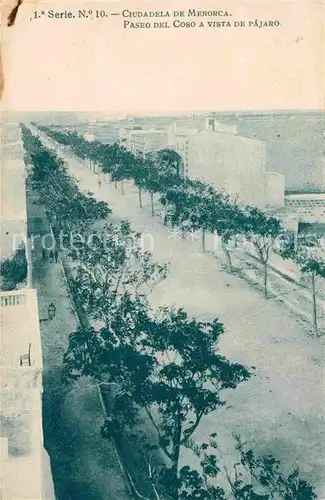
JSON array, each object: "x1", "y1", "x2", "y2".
[{"x1": 285, "y1": 194, "x2": 325, "y2": 223}]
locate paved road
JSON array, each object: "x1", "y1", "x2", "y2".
[
  {"x1": 35, "y1": 131, "x2": 325, "y2": 496},
  {"x1": 26, "y1": 184, "x2": 132, "y2": 500}
]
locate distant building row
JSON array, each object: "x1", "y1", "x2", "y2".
[
  {"x1": 65, "y1": 116, "x2": 324, "y2": 222},
  {"x1": 121, "y1": 119, "x2": 284, "y2": 209}
]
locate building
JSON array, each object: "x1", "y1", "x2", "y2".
[
  {"x1": 127, "y1": 129, "x2": 169, "y2": 155},
  {"x1": 284, "y1": 193, "x2": 325, "y2": 224},
  {"x1": 167, "y1": 126, "x2": 200, "y2": 176},
  {"x1": 169, "y1": 124, "x2": 268, "y2": 208},
  {"x1": 0, "y1": 289, "x2": 55, "y2": 499},
  {"x1": 204, "y1": 117, "x2": 238, "y2": 135},
  {"x1": 265, "y1": 172, "x2": 285, "y2": 208},
  {"x1": 315, "y1": 156, "x2": 325, "y2": 191},
  {"x1": 1, "y1": 121, "x2": 32, "y2": 287},
  {"x1": 66, "y1": 120, "x2": 119, "y2": 145},
  {"x1": 237, "y1": 112, "x2": 324, "y2": 191},
  {"x1": 1, "y1": 122, "x2": 28, "y2": 259},
  {"x1": 81, "y1": 120, "x2": 119, "y2": 144}
]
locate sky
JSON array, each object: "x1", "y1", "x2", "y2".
[{"x1": 1, "y1": 0, "x2": 324, "y2": 113}]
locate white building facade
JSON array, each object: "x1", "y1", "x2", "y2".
[
  {"x1": 1, "y1": 122, "x2": 28, "y2": 260},
  {"x1": 284, "y1": 194, "x2": 325, "y2": 224},
  {"x1": 170, "y1": 126, "x2": 267, "y2": 207},
  {"x1": 1, "y1": 121, "x2": 33, "y2": 288},
  {"x1": 0, "y1": 289, "x2": 55, "y2": 500},
  {"x1": 265, "y1": 172, "x2": 285, "y2": 208},
  {"x1": 127, "y1": 129, "x2": 169, "y2": 155},
  {"x1": 167, "y1": 121, "x2": 286, "y2": 209}
]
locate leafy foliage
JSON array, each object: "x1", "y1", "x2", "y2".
[
  {"x1": 239, "y1": 207, "x2": 283, "y2": 298},
  {"x1": 68, "y1": 219, "x2": 168, "y2": 327},
  {"x1": 280, "y1": 233, "x2": 325, "y2": 278},
  {"x1": 21, "y1": 125, "x2": 111, "y2": 232},
  {"x1": 279, "y1": 232, "x2": 325, "y2": 334},
  {"x1": 177, "y1": 434, "x2": 317, "y2": 500},
  {"x1": 0, "y1": 245, "x2": 28, "y2": 291},
  {"x1": 63, "y1": 303, "x2": 250, "y2": 499},
  {"x1": 37, "y1": 125, "x2": 287, "y2": 277}
]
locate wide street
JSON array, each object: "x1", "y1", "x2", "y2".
[{"x1": 36, "y1": 130, "x2": 325, "y2": 496}]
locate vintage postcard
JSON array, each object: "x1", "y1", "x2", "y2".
[{"x1": 0, "y1": 1, "x2": 324, "y2": 499}]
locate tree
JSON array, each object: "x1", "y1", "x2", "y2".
[
  {"x1": 208, "y1": 198, "x2": 246, "y2": 273},
  {"x1": 63, "y1": 295, "x2": 154, "y2": 381},
  {"x1": 37, "y1": 125, "x2": 72, "y2": 146},
  {"x1": 155, "y1": 148, "x2": 183, "y2": 179},
  {"x1": 175, "y1": 433, "x2": 317, "y2": 500},
  {"x1": 160, "y1": 185, "x2": 188, "y2": 229},
  {"x1": 139, "y1": 308, "x2": 250, "y2": 499},
  {"x1": 197, "y1": 185, "x2": 240, "y2": 259},
  {"x1": 132, "y1": 154, "x2": 155, "y2": 210},
  {"x1": 141, "y1": 153, "x2": 166, "y2": 216},
  {"x1": 69, "y1": 220, "x2": 168, "y2": 327},
  {"x1": 109, "y1": 147, "x2": 136, "y2": 194},
  {"x1": 161, "y1": 179, "x2": 229, "y2": 253},
  {"x1": 22, "y1": 126, "x2": 111, "y2": 232},
  {"x1": 280, "y1": 233, "x2": 325, "y2": 336},
  {"x1": 98, "y1": 142, "x2": 120, "y2": 180},
  {"x1": 64, "y1": 306, "x2": 250, "y2": 500},
  {"x1": 160, "y1": 179, "x2": 208, "y2": 246},
  {"x1": 241, "y1": 208, "x2": 282, "y2": 299},
  {"x1": 62, "y1": 191, "x2": 111, "y2": 230},
  {"x1": 0, "y1": 244, "x2": 28, "y2": 291}
]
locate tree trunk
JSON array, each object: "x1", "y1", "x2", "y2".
[
  {"x1": 221, "y1": 238, "x2": 233, "y2": 273},
  {"x1": 311, "y1": 271, "x2": 318, "y2": 336},
  {"x1": 150, "y1": 192, "x2": 154, "y2": 216},
  {"x1": 138, "y1": 187, "x2": 143, "y2": 208},
  {"x1": 108, "y1": 173, "x2": 112, "y2": 184},
  {"x1": 202, "y1": 228, "x2": 206, "y2": 252},
  {"x1": 114, "y1": 180, "x2": 117, "y2": 189},
  {"x1": 163, "y1": 205, "x2": 167, "y2": 226},
  {"x1": 263, "y1": 262, "x2": 268, "y2": 299},
  {"x1": 121, "y1": 180, "x2": 124, "y2": 195},
  {"x1": 168, "y1": 462, "x2": 180, "y2": 500},
  {"x1": 169, "y1": 424, "x2": 182, "y2": 500}
]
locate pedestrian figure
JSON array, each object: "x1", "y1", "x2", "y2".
[
  {"x1": 49, "y1": 250, "x2": 54, "y2": 263},
  {"x1": 54, "y1": 248, "x2": 59, "y2": 263},
  {"x1": 42, "y1": 248, "x2": 47, "y2": 261}
]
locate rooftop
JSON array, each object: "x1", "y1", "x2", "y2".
[
  {"x1": 173, "y1": 128, "x2": 201, "y2": 137},
  {"x1": 181, "y1": 128, "x2": 266, "y2": 146},
  {"x1": 128, "y1": 129, "x2": 168, "y2": 135},
  {"x1": 285, "y1": 193, "x2": 325, "y2": 201}
]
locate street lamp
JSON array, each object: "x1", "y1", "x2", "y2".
[{"x1": 48, "y1": 302, "x2": 56, "y2": 320}]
